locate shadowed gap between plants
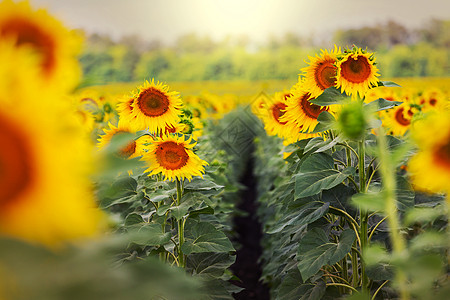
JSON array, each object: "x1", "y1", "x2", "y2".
[{"x1": 230, "y1": 151, "x2": 270, "y2": 300}]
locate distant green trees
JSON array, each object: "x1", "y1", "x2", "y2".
[{"x1": 78, "y1": 19, "x2": 449, "y2": 86}]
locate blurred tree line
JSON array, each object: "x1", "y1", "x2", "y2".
[{"x1": 78, "y1": 19, "x2": 449, "y2": 86}]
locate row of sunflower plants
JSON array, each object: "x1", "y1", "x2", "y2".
[
  {"x1": 252, "y1": 46, "x2": 449, "y2": 299},
  {"x1": 0, "y1": 1, "x2": 247, "y2": 299},
  {"x1": 0, "y1": 1, "x2": 218, "y2": 299},
  {"x1": 93, "y1": 78, "x2": 248, "y2": 298}
]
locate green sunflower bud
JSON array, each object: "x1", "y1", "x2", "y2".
[
  {"x1": 337, "y1": 102, "x2": 367, "y2": 140},
  {"x1": 103, "y1": 103, "x2": 112, "y2": 113}
]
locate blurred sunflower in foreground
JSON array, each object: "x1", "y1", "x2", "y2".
[
  {"x1": 0, "y1": 50, "x2": 104, "y2": 246},
  {"x1": 409, "y1": 111, "x2": 450, "y2": 197},
  {"x1": 0, "y1": 2, "x2": 104, "y2": 246},
  {"x1": 0, "y1": 0, "x2": 81, "y2": 92}
]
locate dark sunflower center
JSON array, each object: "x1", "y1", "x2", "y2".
[
  {"x1": 315, "y1": 60, "x2": 337, "y2": 90},
  {"x1": 340, "y1": 55, "x2": 371, "y2": 84},
  {"x1": 0, "y1": 17, "x2": 55, "y2": 75},
  {"x1": 137, "y1": 88, "x2": 170, "y2": 117},
  {"x1": 394, "y1": 108, "x2": 410, "y2": 126},
  {"x1": 272, "y1": 102, "x2": 287, "y2": 125},
  {"x1": 0, "y1": 113, "x2": 34, "y2": 210},
  {"x1": 300, "y1": 93, "x2": 327, "y2": 119},
  {"x1": 429, "y1": 98, "x2": 437, "y2": 106},
  {"x1": 434, "y1": 137, "x2": 450, "y2": 169},
  {"x1": 155, "y1": 141, "x2": 189, "y2": 170}
]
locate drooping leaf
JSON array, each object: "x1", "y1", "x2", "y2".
[
  {"x1": 309, "y1": 111, "x2": 336, "y2": 133},
  {"x1": 297, "y1": 228, "x2": 355, "y2": 281},
  {"x1": 182, "y1": 222, "x2": 234, "y2": 255},
  {"x1": 376, "y1": 81, "x2": 401, "y2": 87},
  {"x1": 184, "y1": 177, "x2": 224, "y2": 191},
  {"x1": 304, "y1": 137, "x2": 326, "y2": 153},
  {"x1": 299, "y1": 152, "x2": 334, "y2": 172},
  {"x1": 267, "y1": 201, "x2": 329, "y2": 234},
  {"x1": 364, "y1": 98, "x2": 403, "y2": 112},
  {"x1": 170, "y1": 194, "x2": 199, "y2": 220},
  {"x1": 276, "y1": 268, "x2": 326, "y2": 300},
  {"x1": 309, "y1": 87, "x2": 349, "y2": 106},
  {"x1": 124, "y1": 213, "x2": 144, "y2": 226},
  {"x1": 187, "y1": 252, "x2": 236, "y2": 278},
  {"x1": 127, "y1": 223, "x2": 171, "y2": 246},
  {"x1": 99, "y1": 176, "x2": 137, "y2": 199},
  {"x1": 294, "y1": 167, "x2": 355, "y2": 198}
]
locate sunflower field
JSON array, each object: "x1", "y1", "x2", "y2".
[{"x1": 1, "y1": 1, "x2": 450, "y2": 300}]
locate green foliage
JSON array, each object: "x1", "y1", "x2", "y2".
[
  {"x1": 297, "y1": 228, "x2": 356, "y2": 281},
  {"x1": 252, "y1": 106, "x2": 448, "y2": 299},
  {"x1": 78, "y1": 19, "x2": 449, "y2": 86},
  {"x1": 0, "y1": 237, "x2": 202, "y2": 300},
  {"x1": 182, "y1": 221, "x2": 235, "y2": 255}
]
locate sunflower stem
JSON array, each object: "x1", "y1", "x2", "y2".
[
  {"x1": 375, "y1": 128, "x2": 409, "y2": 300},
  {"x1": 351, "y1": 242, "x2": 359, "y2": 290},
  {"x1": 358, "y1": 138, "x2": 369, "y2": 293},
  {"x1": 176, "y1": 178, "x2": 186, "y2": 268}
]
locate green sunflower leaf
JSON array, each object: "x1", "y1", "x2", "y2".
[
  {"x1": 297, "y1": 228, "x2": 355, "y2": 281},
  {"x1": 181, "y1": 222, "x2": 234, "y2": 255},
  {"x1": 364, "y1": 98, "x2": 403, "y2": 112},
  {"x1": 376, "y1": 81, "x2": 401, "y2": 88},
  {"x1": 309, "y1": 87, "x2": 349, "y2": 106}
]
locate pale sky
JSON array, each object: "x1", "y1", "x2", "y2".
[{"x1": 29, "y1": 0, "x2": 450, "y2": 44}]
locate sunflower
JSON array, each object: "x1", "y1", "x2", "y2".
[
  {"x1": 117, "y1": 96, "x2": 135, "y2": 120},
  {"x1": 251, "y1": 92, "x2": 271, "y2": 121},
  {"x1": 184, "y1": 95, "x2": 207, "y2": 120},
  {"x1": 0, "y1": 83, "x2": 104, "y2": 246},
  {"x1": 260, "y1": 91, "x2": 294, "y2": 139},
  {"x1": 335, "y1": 47, "x2": 380, "y2": 99},
  {"x1": 281, "y1": 84, "x2": 335, "y2": 137},
  {"x1": 190, "y1": 117, "x2": 204, "y2": 140},
  {"x1": 301, "y1": 46, "x2": 341, "y2": 98},
  {"x1": 120, "y1": 79, "x2": 183, "y2": 133},
  {"x1": 409, "y1": 111, "x2": 450, "y2": 195},
  {"x1": 381, "y1": 103, "x2": 416, "y2": 136},
  {"x1": 364, "y1": 86, "x2": 400, "y2": 104},
  {"x1": 142, "y1": 134, "x2": 207, "y2": 181},
  {"x1": 0, "y1": 0, "x2": 81, "y2": 91},
  {"x1": 97, "y1": 122, "x2": 148, "y2": 159},
  {"x1": 419, "y1": 88, "x2": 447, "y2": 113}
]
